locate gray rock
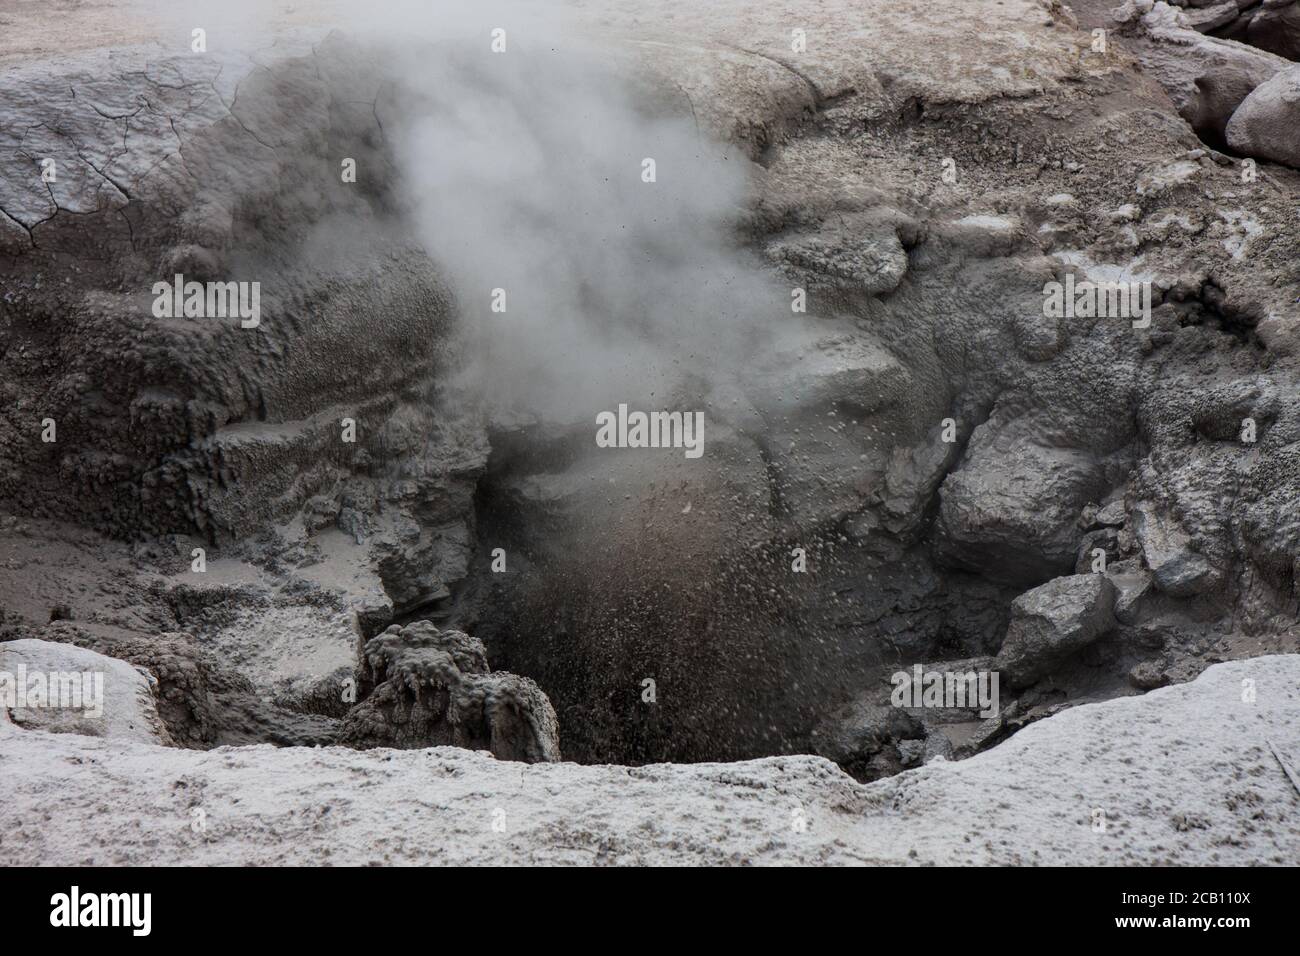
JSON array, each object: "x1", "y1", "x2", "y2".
[
  {"x1": 935, "y1": 423, "x2": 1108, "y2": 586},
  {"x1": 1129, "y1": 659, "x2": 1172, "y2": 689},
  {"x1": 1243, "y1": 1, "x2": 1300, "y2": 61},
  {"x1": 1227, "y1": 66, "x2": 1300, "y2": 168},
  {"x1": 952, "y1": 707, "x2": 1011, "y2": 757},
  {"x1": 1181, "y1": 0, "x2": 1244, "y2": 30},
  {"x1": 1118, "y1": 1, "x2": 1289, "y2": 142},
  {"x1": 812, "y1": 698, "x2": 925, "y2": 775},
  {"x1": 1110, "y1": 569, "x2": 1156, "y2": 625},
  {"x1": 896, "y1": 738, "x2": 927, "y2": 767},
  {"x1": 996, "y1": 575, "x2": 1118, "y2": 687},
  {"x1": 1075, "y1": 528, "x2": 1120, "y2": 574},
  {"x1": 923, "y1": 729, "x2": 955, "y2": 763},
  {"x1": 0, "y1": 639, "x2": 172, "y2": 745},
  {"x1": 1095, "y1": 500, "x2": 1128, "y2": 528},
  {"x1": 1131, "y1": 502, "x2": 1224, "y2": 597}
]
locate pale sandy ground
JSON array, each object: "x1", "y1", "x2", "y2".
[
  {"x1": 3, "y1": 655, "x2": 1296, "y2": 865},
  {"x1": 0, "y1": 0, "x2": 342, "y2": 63}
]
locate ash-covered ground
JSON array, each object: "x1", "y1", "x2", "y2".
[{"x1": 1, "y1": 0, "x2": 1298, "y2": 865}]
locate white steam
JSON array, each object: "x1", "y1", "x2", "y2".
[
  {"x1": 368, "y1": 2, "x2": 784, "y2": 423},
  {"x1": 128, "y1": 0, "x2": 787, "y2": 424}
]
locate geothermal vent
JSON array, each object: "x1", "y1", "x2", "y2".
[{"x1": 0, "y1": 0, "x2": 1297, "y2": 889}]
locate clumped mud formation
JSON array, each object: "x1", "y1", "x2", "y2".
[
  {"x1": 338, "y1": 621, "x2": 560, "y2": 761},
  {"x1": 1, "y1": 0, "x2": 1297, "y2": 865}
]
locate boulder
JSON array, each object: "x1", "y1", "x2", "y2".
[
  {"x1": 1075, "y1": 528, "x2": 1121, "y2": 574},
  {"x1": 996, "y1": 575, "x2": 1117, "y2": 687},
  {"x1": 1226, "y1": 66, "x2": 1300, "y2": 168},
  {"x1": 0, "y1": 639, "x2": 171, "y2": 745},
  {"x1": 1242, "y1": 1, "x2": 1300, "y2": 61},
  {"x1": 1181, "y1": 0, "x2": 1243, "y2": 31},
  {"x1": 1110, "y1": 568, "x2": 1157, "y2": 624},
  {"x1": 1131, "y1": 501, "x2": 1224, "y2": 597},
  {"x1": 935, "y1": 426, "x2": 1108, "y2": 586},
  {"x1": 1116, "y1": 1, "x2": 1289, "y2": 142},
  {"x1": 1095, "y1": 500, "x2": 1127, "y2": 528}
]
